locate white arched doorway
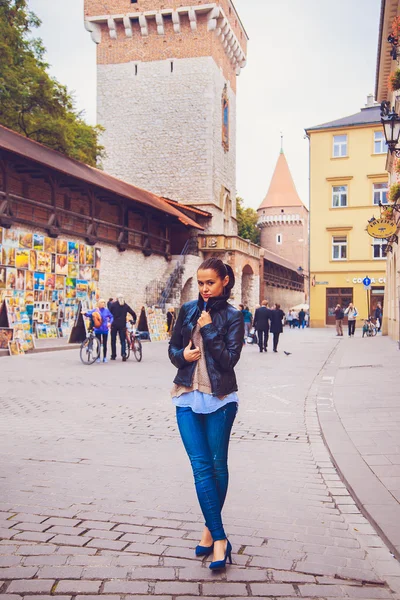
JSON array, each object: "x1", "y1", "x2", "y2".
[{"x1": 241, "y1": 264, "x2": 254, "y2": 307}]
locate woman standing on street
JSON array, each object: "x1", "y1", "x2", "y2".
[
  {"x1": 168, "y1": 258, "x2": 244, "y2": 571},
  {"x1": 345, "y1": 302, "x2": 358, "y2": 337}
]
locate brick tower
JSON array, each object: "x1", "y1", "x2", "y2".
[
  {"x1": 257, "y1": 150, "x2": 309, "y2": 273},
  {"x1": 83, "y1": 0, "x2": 248, "y2": 235}
]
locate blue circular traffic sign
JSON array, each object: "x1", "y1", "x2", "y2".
[{"x1": 363, "y1": 276, "x2": 371, "y2": 287}]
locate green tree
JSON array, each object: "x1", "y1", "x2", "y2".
[
  {"x1": 0, "y1": 0, "x2": 104, "y2": 166},
  {"x1": 236, "y1": 197, "x2": 261, "y2": 245}
]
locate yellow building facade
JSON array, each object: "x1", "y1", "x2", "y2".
[{"x1": 306, "y1": 99, "x2": 388, "y2": 328}]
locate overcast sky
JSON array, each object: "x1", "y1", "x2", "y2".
[{"x1": 29, "y1": 0, "x2": 381, "y2": 210}]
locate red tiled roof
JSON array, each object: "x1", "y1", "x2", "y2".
[
  {"x1": 258, "y1": 151, "x2": 306, "y2": 211},
  {"x1": 162, "y1": 197, "x2": 212, "y2": 218},
  {"x1": 0, "y1": 125, "x2": 203, "y2": 230}
]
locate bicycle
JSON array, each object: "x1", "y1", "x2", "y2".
[
  {"x1": 126, "y1": 329, "x2": 143, "y2": 362},
  {"x1": 80, "y1": 329, "x2": 100, "y2": 364}
]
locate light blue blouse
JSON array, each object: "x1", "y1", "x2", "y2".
[{"x1": 172, "y1": 390, "x2": 239, "y2": 414}]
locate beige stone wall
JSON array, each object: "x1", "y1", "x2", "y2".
[
  {"x1": 262, "y1": 285, "x2": 305, "y2": 312},
  {"x1": 259, "y1": 205, "x2": 309, "y2": 272},
  {"x1": 98, "y1": 57, "x2": 236, "y2": 231}
]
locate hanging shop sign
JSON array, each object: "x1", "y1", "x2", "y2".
[{"x1": 367, "y1": 218, "x2": 397, "y2": 239}]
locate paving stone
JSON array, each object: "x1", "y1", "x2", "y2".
[
  {"x1": 0, "y1": 567, "x2": 38, "y2": 579},
  {"x1": 9, "y1": 522, "x2": 50, "y2": 533},
  {"x1": 7, "y1": 579, "x2": 55, "y2": 593},
  {"x1": 111, "y1": 524, "x2": 153, "y2": 535},
  {"x1": 56, "y1": 580, "x2": 102, "y2": 594},
  {"x1": 11, "y1": 532, "x2": 55, "y2": 543},
  {"x1": 102, "y1": 581, "x2": 149, "y2": 594},
  {"x1": 24, "y1": 597, "x2": 71, "y2": 600},
  {"x1": 345, "y1": 586, "x2": 394, "y2": 598},
  {"x1": 45, "y1": 526, "x2": 87, "y2": 536},
  {"x1": 38, "y1": 566, "x2": 84, "y2": 579},
  {"x1": 130, "y1": 567, "x2": 176, "y2": 580},
  {"x1": 80, "y1": 521, "x2": 115, "y2": 531},
  {"x1": 0, "y1": 557, "x2": 22, "y2": 568},
  {"x1": 250, "y1": 583, "x2": 295, "y2": 596},
  {"x1": 55, "y1": 546, "x2": 97, "y2": 555},
  {"x1": 82, "y1": 567, "x2": 130, "y2": 579},
  {"x1": 50, "y1": 535, "x2": 88, "y2": 547},
  {"x1": 86, "y1": 539, "x2": 128, "y2": 551},
  {"x1": 42, "y1": 518, "x2": 82, "y2": 528},
  {"x1": 154, "y1": 581, "x2": 200, "y2": 595},
  {"x1": 202, "y1": 582, "x2": 248, "y2": 596},
  {"x1": 23, "y1": 554, "x2": 68, "y2": 566},
  {"x1": 82, "y1": 529, "x2": 122, "y2": 540}
]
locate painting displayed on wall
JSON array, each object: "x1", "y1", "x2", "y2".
[
  {"x1": 0, "y1": 227, "x2": 101, "y2": 340},
  {"x1": 8, "y1": 340, "x2": 24, "y2": 356},
  {"x1": 33, "y1": 234, "x2": 44, "y2": 251},
  {"x1": 0, "y1": 327, "x2": 13, "y2": 349}
]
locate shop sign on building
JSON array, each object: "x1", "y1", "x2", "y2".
[{"x1": 367, "y1": 218, "x2": 397, "y2": 239}]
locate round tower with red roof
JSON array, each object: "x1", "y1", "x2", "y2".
[{"x1": 257, "y1": 150, "x2": 309, "y2": 275}]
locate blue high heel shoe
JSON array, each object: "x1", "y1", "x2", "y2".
[
  {"x1": 195, "y1": 543, "x2": 214, "y2": 557},
  {"x1": 209, "y1": 540, "x2": 232, "y2": 570}
]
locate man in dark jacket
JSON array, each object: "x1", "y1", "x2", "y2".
[
  {"x1": 253, "y1": 300, "x2": 271, "y2": 352},
  {"x1": 270, "y1": 303, "x2": 285, "y2": 352},
  {"x1": 110, "y1": 294, "x2": 137, "y2": 361}
]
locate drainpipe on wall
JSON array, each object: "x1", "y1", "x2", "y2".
[{"x1": 305, "y1": 133, "x2": 311, "y2": 319}]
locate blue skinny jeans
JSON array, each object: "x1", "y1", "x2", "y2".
[{"x1": 176, "y1": 402, "x2": 237, "y2": 541}]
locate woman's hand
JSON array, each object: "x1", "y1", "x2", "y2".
[
  {"x1": 183, "y1": 341, "x2": 201, "y2": 363},
  {"x1": 198, "y1": 311, "x2": 212, "y2": 329}
]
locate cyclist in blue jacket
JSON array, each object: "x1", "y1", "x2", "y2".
[{"x1": 84, "y1": 299, "x2": 113, "y2": 363}]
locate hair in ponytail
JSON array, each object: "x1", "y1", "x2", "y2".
[{"x1": 198, "y1": 257, "x2": 235, "y2": 296}]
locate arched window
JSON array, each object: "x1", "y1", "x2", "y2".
[{"x1": 222, "y1": 84, "x2": 229, "y2": 152}]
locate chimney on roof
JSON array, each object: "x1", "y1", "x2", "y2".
[{"x1": 365, "y1": 93, "x2": 376, "y2": 108}]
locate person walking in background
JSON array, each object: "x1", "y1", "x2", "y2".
[
  {"x1": 167, "y1": 307, "x2": 176, "y2": 338},
  {"x1": 83, "y1": 299, "x2": 113, "y2": 363},
  {"x1": 334, "y1": 304, "x2": 344, "y2": 336},
  {"x1": 240, "y1": 305, "x2": 253, "y2": 342},
  {"x1": 298, "y1": 308, "x2": 306, "y2": 329},
  {"x1": 292, "y1": 309, "x2": 299, "y2": 329},
  {"x1": 305, "y1": 311, "x2": 310, "y2": 328},
  {"x1": 254, "y1": 300, "x2": 271, "y2": 353},
  {"x1": 375, "y1": 303, "x2": 382, "y2": 332},
  {"x1": 169, "y1": 257, "x2": 244, "y2": 571},
  {"x1": 345, "y1": 302, "x2": 358, "y2": 337},
  {"x1": 287, "y1": 310, "x2": 294, "y2": 328},
  {"x1": 270, "y1": 303, "x2": 285, "y2": 352},
  {"x1": 107, "y1": 297, "x2": 114, "y2": 311},
  {"x1": 110, "y1": 294, "x2": 137, "y2": 361}
]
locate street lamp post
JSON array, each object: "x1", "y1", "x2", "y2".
[{"x1": 380, "y1": 101, "x2": 400, "y2": 156}]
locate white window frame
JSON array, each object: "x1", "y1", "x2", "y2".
[
  {"x1": 333, "y1": 135, "x2": 347, "y2": 158},
  {"x1": 374, "y1": 131, "x2": 388, "y2": 155},
  {"x1": 332, "y1": 185, "x2": 348, "y2": 208},
  {"x1": 332, "y1": 236, "x2": 347, "y2": 261},
  {"x1": 372, "y1": 239, "x2": 388, "y2": 260},
  {"x1": 276, "y1": 233, "x2": 282, "y2": 245},
  {"x1": 373, "y1": 182, "x2": 388, "y2": 205}
]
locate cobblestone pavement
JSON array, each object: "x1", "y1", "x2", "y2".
[{"x1": 1, "y1": 328, "x2": 400, "y2": 600}]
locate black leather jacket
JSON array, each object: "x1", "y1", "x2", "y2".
[{"x1": 168, "y1": 295, "x2": 244, "y2": 397}]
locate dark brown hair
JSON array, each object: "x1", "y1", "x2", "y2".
[{"x1": 198, "y1": 258, "x2": 235, "y2": 294}]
